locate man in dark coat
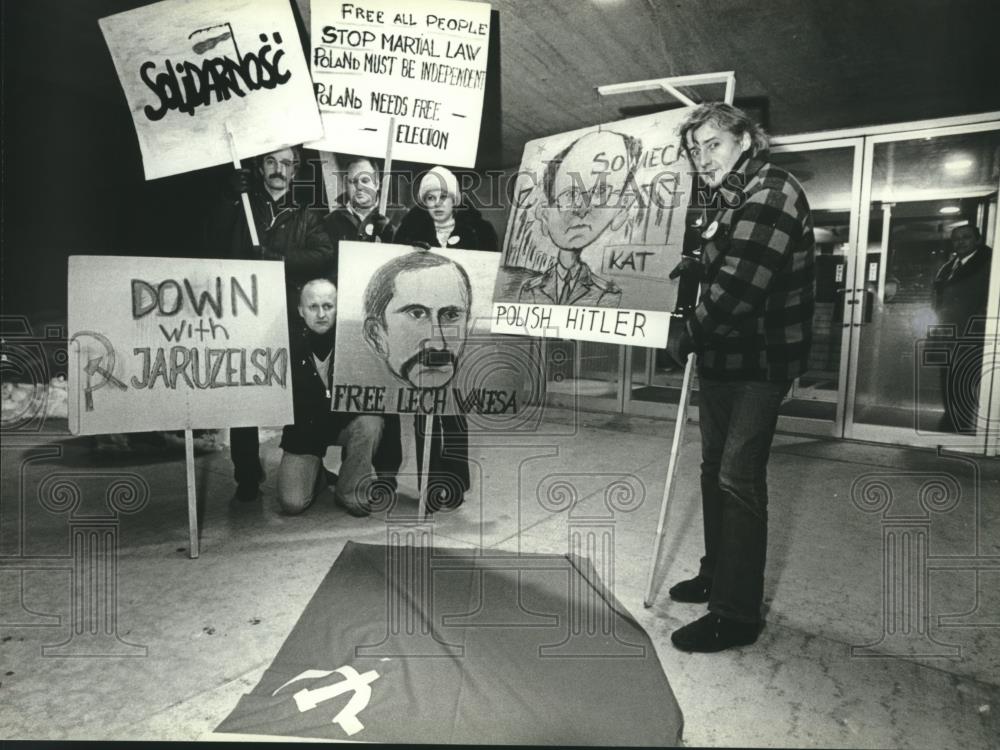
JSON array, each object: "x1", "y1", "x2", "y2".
[
  {"x1": 279, "y1": 277, "x2": 401, "y2": 516},
  {"x1": 931, "y1": 224, "x2": 993, "y2": 433},
  {"x1": 204, "y1": 146, "x2": 335, "y2": 502},
  {"x1": 667, "y1": 102, "x2": 815, "y2": 653},
  {"x1": 323, "y1": 155, "x2": 394, "y2": 248}
]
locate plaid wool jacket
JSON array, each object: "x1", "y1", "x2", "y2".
[{"x1": 686, "y1": 154, "x2": 815, "y2": 382}]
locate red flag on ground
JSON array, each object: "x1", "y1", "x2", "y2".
[{"x1": 216, "y1": 541, "x2": 684, "y2": 745}]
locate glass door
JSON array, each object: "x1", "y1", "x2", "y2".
[
  {"x1": 770, "y1": 140, "x2": 864, "y2": 436},
  {"x1": 847, "y1": 123, "x2": 1000, "y2": 450},
  {"x1": 624, "y1": 139, "x2": 865, "y2": 435}
]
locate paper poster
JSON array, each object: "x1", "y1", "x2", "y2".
[
  {"x1": 490, "y1": 109, "x2": 694, "y2": 348},
  {"x1": 308, "y1": 0, "x2": 491, "y2": 167},
  {"x1": 99, "y1": 0, "x2": 322, "y2": 180},
  {"x1": 67, "y1": 256, "x2": 293, "y2": 435},
  {"x1": 331, "y1": 242, "x2": 534, "y2": 416}
]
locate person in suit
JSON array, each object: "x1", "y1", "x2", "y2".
[{"x1": 931, "y1": 224, "x2": 993, "y2": 433}]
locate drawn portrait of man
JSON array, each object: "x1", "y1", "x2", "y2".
[
  {"x1": 362, "y1": 251, "x2": 473, "y2": 390},
  {"x1": 518, "y1": 130, "x2": 642, "y2": 308}
]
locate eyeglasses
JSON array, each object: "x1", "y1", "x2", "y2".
[
  {"x1": 264, "y1": 157, "x2": 298, "y2": 169},
  {"x1": 553, "y1": 182, "x2": 615, "y2": 211}
]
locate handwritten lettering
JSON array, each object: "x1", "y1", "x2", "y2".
[
  {"x1": 131, "y1": 275, "x2": 258, "y2": 320},
  {"x1": 452, "y1": 388, "x2": 517, "y2": 414},
  {"x1": 140, "y1": 32, "x2": 291, "y2": 121},
  {"x1": 130, "y1": 346, "x2": 287, "y2": 390}
]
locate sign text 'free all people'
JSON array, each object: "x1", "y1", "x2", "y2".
[
  {"x1": 99, "y1": 0, "x2": 322, "y2": 180},
  {"x1": 67, "y1": 256, "x2": 293, "y2": 436},
  {"x1": 308, "y1": 0, "x2": 491, "y2": 167}
]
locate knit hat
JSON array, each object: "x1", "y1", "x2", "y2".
[{"x1": 418, "y1": 166, "x2": 460, "y2": 205}]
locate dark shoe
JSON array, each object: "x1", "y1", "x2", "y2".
[
  {"x1": 234, "y1": 482, "x2": 260, "y2": 503},
  {"x1": 671, "y1": 613, "x2": 760, "y2": 653},
  {"x1": 668, "y1": 575, "x2": 712, "y2": 603}
]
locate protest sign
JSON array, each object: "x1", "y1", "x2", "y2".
[
  {"x1": 490, "y1": 109, "x2": 693, "y2": 348},
  {"x1": 331, "y1": 242, "x2": 534, "y2": 417},
  {"x1": 308, "y1": 0, "x2": 491, "y2": 167},
  {"x1": 68, "y1": 256, "x2": 293, "y2": 435},
  {"x1": 99, "y1": 0, "x2": 322, "y2": 180}
]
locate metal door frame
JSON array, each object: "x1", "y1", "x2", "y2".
[
  {"x1": 611, "y1": 112, "x2": 1000, "y2": 454},
  {"x1": 846, "y1": 119, "x2": 1000, "y2": 452}
]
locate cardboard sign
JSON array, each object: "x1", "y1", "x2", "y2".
[
  {"x1": 490, "y1": 110, "x2": 694, "y2": 348},
  {"x1": 67, "y1": 256, "x2": 293, "y2": 435},
  {"x1": 307, "y1": 0, "x2": 491, "y2": 167},
  {"x1": 99, "y1": 0, "x2": 322, "y2": 180},
  {"x1": 331, "y1": 242, "x2": 533, "y2": 416}
]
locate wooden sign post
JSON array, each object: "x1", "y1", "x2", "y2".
[{"x1": 67, "y1": 256, "x2": 294, "y2": 558}]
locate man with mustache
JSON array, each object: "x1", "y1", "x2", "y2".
[
  {"x1": 361, "y1": 251, "x2": 473, "y2": 511},
  {"x1": 204, "y1": 145, "x2": 335, "y2": 503},
  {"x1": 362, "y1": 252, "x2": 472, "y2": 391},
  {"x1": 518, "y1": 130, "x2": 640, "y2": 308}
]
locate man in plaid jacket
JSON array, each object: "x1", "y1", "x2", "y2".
[{"x1": 666, "y1": 102, "x2": 815, "y2": 653}]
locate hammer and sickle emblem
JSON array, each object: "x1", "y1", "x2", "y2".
[
  {"x1": 69, "y1": 330, "x2": 128, "y2": 412},
  {"x1": 272, "y1": 665, "x2": 380, "y2": 736}
]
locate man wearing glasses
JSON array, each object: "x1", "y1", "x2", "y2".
[
  {"x1": 204, "y1": 145, "x2": 335, "y2": 503},
  {"x1": 324, "y1": 155, "x2": 395, "y2": 248},
  {"x1": 517, "y1": 130, "x2": 641, "y2": 307}
]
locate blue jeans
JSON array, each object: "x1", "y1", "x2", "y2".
[{"x1": 697, "y1": 377, "x2": 790, "y2": 623}]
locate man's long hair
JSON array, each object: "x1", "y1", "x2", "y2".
[{"x1": 678, "y1": 102, "x2": 769, "y2": 164}]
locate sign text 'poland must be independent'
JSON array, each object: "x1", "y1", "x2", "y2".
[{"x1": 309, "y1": 0, "x2": 491, "y2": 166}]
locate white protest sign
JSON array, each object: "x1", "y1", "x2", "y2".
[
  {"x1": 99, "y1": 0, "x2": 322, "y2": 180},
  {"x1": 331, "y1": 242, "x2": 537, "y2": 418},
  {"x1": 68, "y1": 256, "x2": 293, "y2": 435},
  {"x1": 308, "y1": 0, "x2": 491, "y2": 167},
  {"x1": 490, "y1": 109, "x2": 694, "y2": 349}
]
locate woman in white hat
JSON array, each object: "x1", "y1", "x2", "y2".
[
  {"x1": 395, "y1": 165, "x2": 499, "y2": 252},
  {"x1": 394, "y1": 166, "x2": 500, "y2": 511}
]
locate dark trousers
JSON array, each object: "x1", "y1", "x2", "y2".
[
  {"x1": 230, "y1": 426, "x2": 263, "y2": 485},
  {"x1": 697, "y1": 377, "x2": 790, "y2": 623},
  {"x1": 938, "y1": 339, "x2": 984, "y2": 434},
  {"x1": 415, "y1": 414, "x2": 470, "y2": 507}
]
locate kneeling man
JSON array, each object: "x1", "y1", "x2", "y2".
[{"x1": 279, "y1": 277, "x2": 401, "y2": 515}]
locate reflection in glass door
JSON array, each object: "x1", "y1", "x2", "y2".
[{"x1": 848, "y1": 125, "x2": 1000, "y2": 448}]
